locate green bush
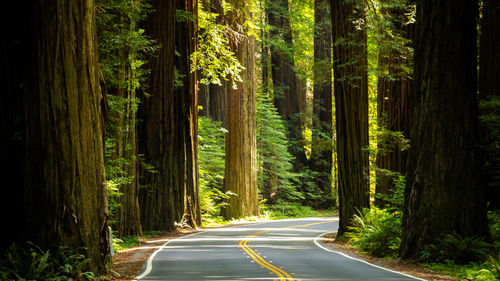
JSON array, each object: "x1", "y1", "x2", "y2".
[
  {"x1": 419, "y1": 232, "x2": 491, "y2": 264},
  {"x1": 198, "y1": 116, "x2": 234, "y2": 224},
  {"x1": 347, "y1": 207, "x2": 402, "y2": 258},
  {"x1": 0, "y1": 242, "x2": 94, "y2": 281},
  {"x1": 269, "y1": 201, "x2": 320, "y2": 218}
]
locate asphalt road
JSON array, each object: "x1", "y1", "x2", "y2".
[{"x1": 134, "y1": 217, "x2": 424, "y2": 281}]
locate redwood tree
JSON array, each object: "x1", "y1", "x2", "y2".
[
  {"x1": 310, "y1": 0, "x2": 334, "y2": 209},
  {"x1": 330, "y1": 0, "x2": 370, "y2": 235},
  {"x1": 223, "y1": 0, "x2": 259, "y2": 219},
  {"x1": 139, "y1": 0, "x2": 200, "y2": 231},
  {"x1": 400, "y1": 0, "x2": 489, "y2": 258},
  {"x1": 1, "y1": 0, "x2": 109, "y2": 272}
]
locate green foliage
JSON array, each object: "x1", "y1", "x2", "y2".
[
  {"x1": 96, "y1": 0, "x2": 156, "y2": 91},
  {"x1": 192, "y1": 3, "x2": 245, "y2": 89},
  {"x1": 0, "y1": 243, "x2": 94, "y2": 281},
  {"x1": 269, "y1": 201, "x2": 335, "y2": 219},
  {"x1": 198, "y1": 116, "x2": 233, "y2": 225},
  {"x1": 97, "y1": 0, "x2": 157, "y2": 230},
  {"x1": 256, "y1": 91, "x2": 302, "y2": 203},
  {"x1": 480, "y1": 96, "x2": 500, "y2": 203},
  {"x1": 374, "y1": 172, "x2": 405, "y2": 212},
  {"x1": 112, "y1": 236, "x2": 140, "y2": 253},
  {"x1": 346, "y1": 207, "x2": 402, "y2": 258},
  {"x1": 425, "y1": 259, "x2": 500, "y2": 281},
  {"x1": 419, "y1": 232, "x2": 491, "y2": 264}
]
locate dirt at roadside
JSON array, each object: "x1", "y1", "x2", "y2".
[
  {"x1": 321, "y1": 233, "x2": 455, "y2": 281},
  {"x1": 106, "y1": 228, "x2": 199, "y2": 280}
]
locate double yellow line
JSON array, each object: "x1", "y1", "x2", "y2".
[{"x1": 239, "y1": 220, "x2": 337, "y2": 281}]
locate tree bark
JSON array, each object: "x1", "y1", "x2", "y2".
[
  {"x1": 374, "y1": 2, "x2": 413, "y2": 208},
  {"x1": 479, "y1": 0, "x2": 500, "y2": 210},
  {"x1": 175, "y1": 0, "x2": 201, "y2": 228},
  {"x1": 330, "y1": 0, "x2": 370, "y2": 235},
  {"x1": 310, "y1": 0, "x2": 334, "y2": 209},
  {"x1": 267, "y1": 0, "x2": 307, "y2": 170},
  {"x1": 139, "y1": 0, "x2": 201, "y2": 231},
  {"x1": 223, "y1": 1, "x2": 259, "y2": 219},
  {"x1": 400, "y1": 0, "x2": 489, "y2": 258},
  {"x1": 1, "y1": 0, "x2": 109, "y2": 272}
]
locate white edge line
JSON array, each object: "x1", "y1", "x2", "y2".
[
  {"x1": 133, "y1": 220, "x2": 273, "y2": 280},
  {"x1": 133, "y1": 231, "x2": 201, "y2": 280},
  {"x1": 313, "y1": 232, "x2": 427, "y2": 281}
]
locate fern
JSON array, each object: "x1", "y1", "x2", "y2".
[{"x1": 419, "y1": 232, "x2": 492, "y2": 264}]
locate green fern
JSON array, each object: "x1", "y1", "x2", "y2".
[{"x1": 419, "y1": 232, "x2": 492, "y2": 264}]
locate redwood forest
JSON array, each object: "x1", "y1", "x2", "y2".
[{"x1": 1, "y1": 0, "x2": 499, "y2": 280}]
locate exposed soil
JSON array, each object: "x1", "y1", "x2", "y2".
[
  {"x1": 321, "y1": 233, "x2": 456, "y2": 281},
  {"x1": 107, "y1": 228, "x2": 200, "y2": 280}
]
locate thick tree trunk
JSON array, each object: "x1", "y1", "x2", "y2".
[
  {"x1": 267, "y1": 0, "x2": 307, "y2": 170},
  {"x1": 479, "y1": 0, "x2": 500, "y2": 210},
  {"x1": 139, "y1": 0, "x2": 200, "y2": 231},
  {"x1": 223, "y1": 1, "x2": 259, "y2": 219},
  {"x1": 310, "y1": 0, "x2": 334, "y2": 209},
  {"x1": 330, "y1": 0, "x2": 370, "y2": 235},
  {"x1": 175, "y1": 0, "x2": 201, "y2": 227},
  {"x1": 400, "y1": 0, "x2": 489, "y2": 258},
  {"x1": 374, "y1": 3, "x2": 412, "y2": 208},
  {"x1": 139, "y1": 0, "x2": 176, "y2": 232},
  {"x1": 1, "y1": 0, "x2": 109, "y2": 272}
]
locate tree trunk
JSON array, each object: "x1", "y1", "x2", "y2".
[
  {"x1": 330, "y1": 0, "x2": 370, "y2": 235},
  {"x1": 479, "y1": 0, "x2": 500, "y2": 210},
  {"x1": 400, "y1": 0, "x2": 489, "y2": 259},
  {"x1": 1, "y1": 0, "x2": 109, "y2": 272},
  {"x1": 175, "y1": 0, "x2": 201, "y2": 227},
  {"x1": 139, "y1": 0, "x2": 202, "y2": 231},
  {"x1": 139, "y1": 0, "x2": 176, "y2": 232},
  {"x1": 374, "y1": 2, "x2": 413, "y2": 208},
  {"x1": 267, "y1": 0, "x2": 307, "y2": 170},
  {"x1": 310, "y1": 0, "x2": 334, "y2": 209},
  {"x1": 223, "y1": 1, "x2": 259, "y2": 219}
]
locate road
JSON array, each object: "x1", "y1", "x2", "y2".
[{"x1": 134, "y1": 217, "x2": 424, "y2": 281}]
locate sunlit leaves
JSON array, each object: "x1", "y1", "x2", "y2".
[{"x1": 191, "y1": 4, "x2": 245, "y2": 89}]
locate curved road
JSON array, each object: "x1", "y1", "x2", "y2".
[{"x1": 134, "y1": 217, "x2": 424, "y2": 281}]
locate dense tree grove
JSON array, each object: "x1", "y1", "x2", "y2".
[{"x1": 1, "y1": 0, "x2": 499, "y2": 277}]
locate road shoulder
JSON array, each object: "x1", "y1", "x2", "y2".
[{"x1": 320, "y1": 233, "x2": 455, "y2": 281}]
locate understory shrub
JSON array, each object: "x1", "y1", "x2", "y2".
[
  {"x1": 198, "y1": 116, "x2": 233, "y2": 224},
  {"x1": 347, "y1": 207, "x2": 402, "y2": 258},
  {"x1": 0, "y1": 242, "x2": 94, "y2": 281},
  {"x1": 269, "y1": 201, "x2": 319, "y2": 218},
  {"x1": 419, "y1": 232, "x2": 492, "y2": 264}
]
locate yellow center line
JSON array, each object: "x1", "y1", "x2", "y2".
[{"x1": 239, "y1": 219, "x2": 338, "y2": 281}]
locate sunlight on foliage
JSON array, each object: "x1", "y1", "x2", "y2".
[
  {"x1": 346, "y1": 207, "x2": 402, "y2": 258},
  {"x1": 198, "y1": 116, "x2": 235, "y2": 226},
  {"x1": 191, "y1": 3, "x2": 245, "y2": 89}
]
